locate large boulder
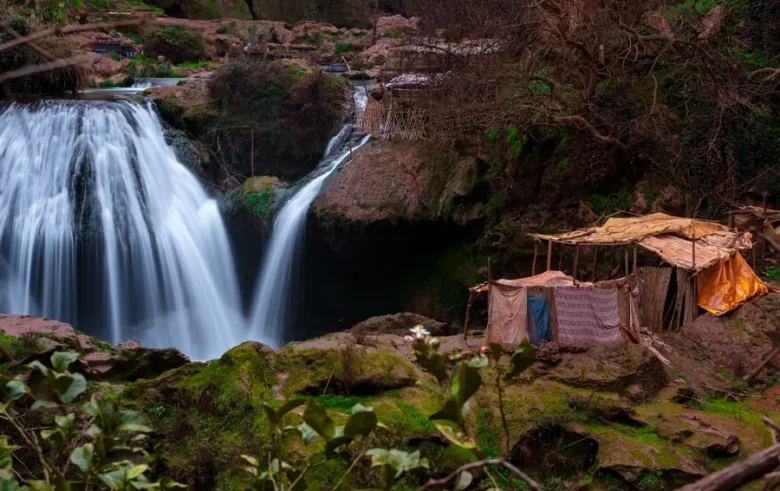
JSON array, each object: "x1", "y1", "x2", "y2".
[
  {"x1": 314, "y1": 140, "x2": 484, "y2": 225},
  {"x1": 80, "y1": 343, "x2": 190, "y2": 382},
  {"x1": 536, "y1": 343, "x2": 668, "y2": 401},
  {"x1": 351, "y1": 313, "x2": 448, "y2": 337}
]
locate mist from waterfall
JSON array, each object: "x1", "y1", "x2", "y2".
[
  {"x1": 0, "y1": 100, "x2": 245, "y2": 360},
  {"x1": 249, "y1": 88, "x2": 369, "y2": 346}
]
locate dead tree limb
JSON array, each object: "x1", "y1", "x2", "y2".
[
  {"x1": 677, "y1": 441, "x2": 780, "y2": 491},
  {"x1": 416, "y1": 458, "x2": 542, "y2": 491},
  {"x1": 743, "y1": 344, "x2": 780, "y2": 383},
  {"x1": 0, "y1": 19, "x2": 148, "y2": 54},
  {"x1": 0, "y1": 22, "x2": 55, "y2": 61},
  {"x1": 0, "y1": 55, "x2": 89, "y2": 83}
]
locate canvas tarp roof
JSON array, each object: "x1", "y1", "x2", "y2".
[
  {"x1": 470, "y1": 270, "x2": 580, "y2": 293},
  {"x1": 529, "y1": 213, "x2": 753, "y2": 271}
]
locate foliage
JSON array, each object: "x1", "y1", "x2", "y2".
[
  {"x1": 100, "y1": 79, "x2": 117, "y2": 88},
  {"x1": 216, "y1": 21, "x2": 238, "y2": 36},
  {"x1": 765, "y1": 267, "x2": 780, "y2": 283},
  {"x1": 0, "y1": 351, "x2": 184, "y2": 490},
  {"x1": 206, "y1": 59, "x2": 348, "y2": 176},
  {"x1": 587, "y1": 187, "x2": 633, "y2": 217},
  {"x1": 233, "y1": 327, "x2": 538, "y2": 490},
  {"x1": 334, "y1": 43, "x2": 355, "y2": 56},
  {"x1": 242, "y1": 187, "x2": 275, "y2": 222},
  {"x1": 143, "y1": 26, "x2": 206, "y2": 64}
]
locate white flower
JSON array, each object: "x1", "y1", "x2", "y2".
[{"x1": 409, "y1": 325, "x2": 430, "y2": 339}]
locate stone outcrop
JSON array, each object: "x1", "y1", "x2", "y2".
[
  {"x1": 351, "y1": 312, "x2": 449, "y2": 337},
  {"x1": 315, "y1": 140, "x2": 484, "y2": 225},
  {"x1": 0, "y1": 315, "x2": 188, "y2": 382}
]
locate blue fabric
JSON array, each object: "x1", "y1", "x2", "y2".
[{"x1": 527, "y1": 293, "x2": 552, "y2": 347}]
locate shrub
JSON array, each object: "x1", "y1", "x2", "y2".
[
  {"x1": 334, "y1": 42, "x2": 355, "y2": 56},
  {"x1": 99, "y1": 79, "x2": 116, "y2": 88},
  {"x1": 143, "y1": 26, "x2": 207, "y2": 64}
]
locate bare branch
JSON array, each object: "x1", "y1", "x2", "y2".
[
  {"x1": 416, "y1": 458, "x2": 542, "y2": 491},
  {"x1": 0, "y1": 55, "x2": 88, "y2": 83},
  {"x1": 0, "y1": 19, "x2": 149, "y2": 54}
]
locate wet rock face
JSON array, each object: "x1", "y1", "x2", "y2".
[{"x1": 511, "y1": 423, "x2": 599, "y2": 479}]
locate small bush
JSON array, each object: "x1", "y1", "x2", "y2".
[
  {"x1": 335, "y1": 42, "x2": 355, "y2": 56},
  {"x1": 99, "y1": 79, "x2": 116, "y2": 88},
  {"x1": 143, "y1": 26, "x2": 207, "y2": 64},
  {"x1": 338, "y1": 337, "x2": 364, "y2": 396}
]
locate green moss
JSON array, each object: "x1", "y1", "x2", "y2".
[
  {"x1": 476, "y1": 407, "x2": 502, "y2": 457},
  {"x1": 143, "y1": 26, "x2": 207, "y2": 64},
  {"x1": 311, "y1": 394, "x2": 378, "y2": 412}
]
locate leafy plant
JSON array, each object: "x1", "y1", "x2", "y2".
[
  {"x1": 334, "y1": 43, "x2": 354, "y2": 56},
  {"x1": 0, "y1": 351, "x2": 184, "y2": 490}
]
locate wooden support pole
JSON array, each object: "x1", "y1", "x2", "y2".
[
  {"x1": 624, "y1": 248, "x2": 629, "y2": 277},
  {"x1": 532, "y1": 241, "x2": 538, "y2": 276},
  {"x1": 692, "y1": 238, "x2": 696, "y2": 271},
  {"x1": 463, "y1": 292, "x2": 473, "y2": 341},
  {"x1": 559, "y1": 244, "x2": 564, "y2": 271},
  {"x1": 633, "y1": 246, "x2": 638, "y2": 275},
  {"x1": 573, "y1": 245, "x2": 580, "y2": 283},
  {"x1": 591, "y1": 246, "x2": 598, "y2": 282},
  {"x1": 546, "y1": 240, "x2": 552, "y2": 271},
  {"x1": 250, "y1": 128, "x2": 255, "y2": 177}
]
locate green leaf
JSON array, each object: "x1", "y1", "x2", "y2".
[
  {"x1": 261, "y1": 404, "x2": 278, "y2": 427},
  {"x1": 297, "y1": 423, "x2": 318, "y2": 445},
  {"x1": 303, "y1": 400, "x2": 336, "y2": 441},
  {"x1": 27, "y1": 360, "x2": 49, "y2": 376},
  {"x1": 51, "y1": 352, "x2": 79, "y2": 372},
  {"x1": 506, "y1": 340, "x2": 537, "y2": 379},
  {"x1": 429, "y1": 399, "x2": 461, "y2": 425},
  {"x1": 240, "y1": 455, "x2": 259, "y2": 467},
  {"x1": 126, "y1": 464, "x2": 149, "y2": 480},
  {"x1": 324, "y1": 435, "x2": 353, "y2": 455},
  {"x1": 117, "y1": 411, "x2": 152, "y2": 432},
  {"x1": 277, "y1": 398, "x2": 306, "y2": 418},
  {"x1": 70, "y1": 444, "x2": 94, "y2": 473},
  {"x1": 40, "y1": 429, "x2": 65, "y2": 450},
  {"x1": 86, "y1": 425, "x2": 103, "y2": 437},
  {"x1": 55, "y1": 373, "x2": 86, "y2": 404},
  {"x1": 344, "y1": 409, "x2": 377, "y2": 438},
  {"x1": 55, "y1": 414, "x2": 75, "y2": 433},
  {"x1": 488, "y1": 343, "x2": 504, "y2": 359},
  {"x1": 5, "y1": 380, "x2": 28, "y2": 401},
  {"x1": 454, "y1": 471, "x2": 473, "y2": 491},
  {"x1": 434, "y1": 424, "x2": 479, "y2": 451},
  {"x1": 26, "y1": 481, "x2": 55, "y2": 491},
  {"x1": 467, "y1": 354, "x2": 488, "y2": 369},
  {"x1": 450, "y1": 363, "x2": 481, "y2": 407},
  {"x1": 31, "y1": 400, "x2": 57, "y2": 410}
]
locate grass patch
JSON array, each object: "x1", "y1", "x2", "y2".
[{"x1": 311, "y1": 394, "x2": 378, "y2": 412}]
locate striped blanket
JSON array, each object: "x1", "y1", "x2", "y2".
[{"x1": 553, "y1": 286, "x2": 622, "y2": 344}]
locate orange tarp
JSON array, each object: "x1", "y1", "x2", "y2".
[{"x1": 697, "y1": 252, "x2": 769, "y2": 316}]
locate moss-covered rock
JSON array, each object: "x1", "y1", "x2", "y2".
[{"x1": 143, "y1": 26, "x2": 208, "y2": 64}]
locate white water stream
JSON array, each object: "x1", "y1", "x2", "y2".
[
  {"x1": 0, "y1": 100, "x2": 244, "y2": 360},
  {"x1": 249, "y1": 88, "x2": 369, "y2": 346}
]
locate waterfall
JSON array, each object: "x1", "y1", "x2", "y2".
[
  {"x1": 249, "y1": 87, "x2": 369, "y2": 346},
  {"x1": 0, "y1": 100, "x2": 245, "y2": 360}
]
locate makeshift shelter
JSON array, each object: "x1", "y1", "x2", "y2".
[
  {"x1": 467, "y1": 213, "x2": 772, "y2": 351},
  {"x1": 529, "y1": 213, "x2": 768, "y2": 325},
  {"x1": 468, "y1": 271, "x2": 633, "y2": 349}
]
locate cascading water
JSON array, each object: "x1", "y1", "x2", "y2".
[
  {"x1": 249, "y1": 88, "x2": 369, "y2": 346},
  {"x1": 0, "y1": 100, "x2": 245, "y2": 360}
]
